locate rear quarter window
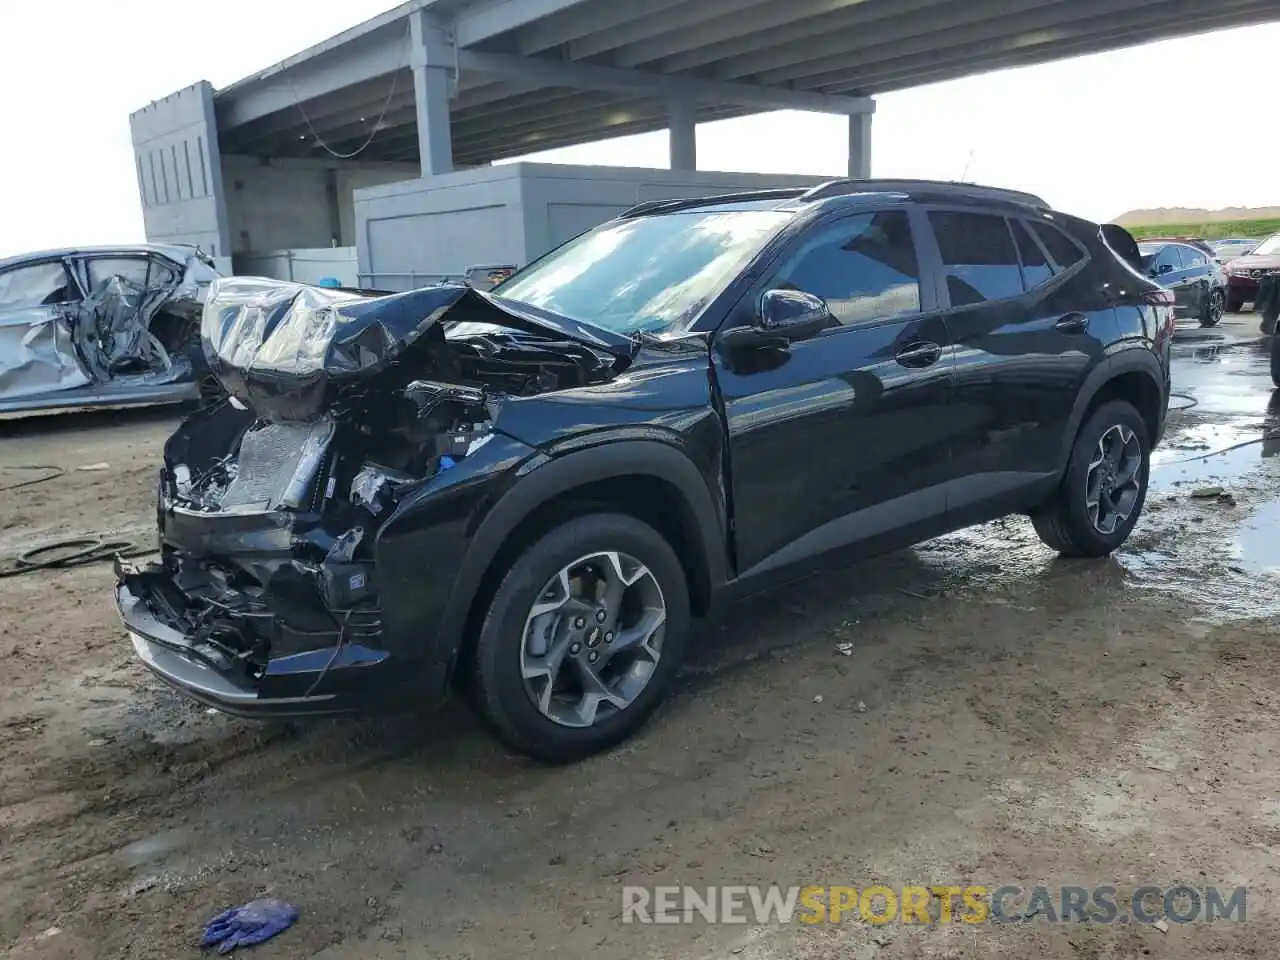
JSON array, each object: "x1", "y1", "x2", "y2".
[{"x1": 1033, "y1": 221, "x2": 1088, "y2": 272}]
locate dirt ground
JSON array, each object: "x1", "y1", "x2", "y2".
[{"x1": 3, "y1": 313, "x2": 1280, "y2": 959}]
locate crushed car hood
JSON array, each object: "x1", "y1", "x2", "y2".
[{"x1": 202, "y1": 278, "x2": 635, "y2": 422}]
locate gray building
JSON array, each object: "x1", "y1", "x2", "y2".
[{"x1": 131, "y1": 0, "x2": 1279, "y2": 287}]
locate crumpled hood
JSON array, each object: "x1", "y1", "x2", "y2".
[{"x1": 202, "y1": 277, "x2": 631, "y2": 422}]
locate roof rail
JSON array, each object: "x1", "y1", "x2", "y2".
[
  {"x1": 800, "y1": 178, "x2": 1049, "y2": 209},
  {"x1": 617, "y1": 187, "x2": 810, "y2": 220}
]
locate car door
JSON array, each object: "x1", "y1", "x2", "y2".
[
  {"x1": 0, "y1": 259, "x2": 90, "y2": 401},
  {"x1": 1177, "y1": 243, "x2": 1211, "y2": 315},
  {"x1": 932, "y1": 209, "x2": 1111, "y2": 519},
  {"x1": 711, "y1": 206, "x2": 955, "y2": 579},
  {"x1": 1154, "y1": 245, "x2": 1195, "y2": 315}
]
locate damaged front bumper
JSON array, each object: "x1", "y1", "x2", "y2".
[
  {"x1": 114, "y1": 551, "x2": 402, "y2": 717},
  {"x1": 112, "y1": 417, "x2": 439, "y2": 716}
]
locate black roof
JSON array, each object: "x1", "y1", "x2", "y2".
[{"x1": 619, "y1": 179, "x2": 1051, "y2": 221}]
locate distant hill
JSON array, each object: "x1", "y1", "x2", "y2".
[
  {"x1": 1113, "y1": 206, "x2": 1280, "y2": 226},
  {"x1": 1112, "y1": 206, "x2": 1280, "y2": 241}
]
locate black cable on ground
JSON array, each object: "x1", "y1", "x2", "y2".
[
  {"x1": 0, "y1": 465, "x2": 65, "y2": 492},
  {"x1": 0, "y1": 536, "x2": 152, "y2": 580}
]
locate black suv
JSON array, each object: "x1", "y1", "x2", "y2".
[{"x1": 115, "y1": 180, "x2": 1173, "y2": 762}]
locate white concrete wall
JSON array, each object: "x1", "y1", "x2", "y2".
[
  {"x1": 238, "y1": 247, "x2": 359, "y2": 286},
  {"x1": 130, "y1": 82, "x2": 231, "y2": 259},
  {"x1": 353, "y1": 165, "x2": 528, "y2": 290},
  {"x1": 352, "y1": 163, "x2": 831, "y2": 290},
  {"x1": 221, "y1": 156, "x2": 418, "y2": 256}
]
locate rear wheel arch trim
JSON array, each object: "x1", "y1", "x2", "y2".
[
  {"x1": 1060, "y1": 353, "x2": 1166, "y2": 465},
  {"x1": 433, "y1": 441, "x2": 728, "y2": 665}
]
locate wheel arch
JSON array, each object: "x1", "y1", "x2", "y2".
[
  {"x1": 437, "y1": 442, "x2": 728, "y2": 678},
  {"x1": 1060, "y1": 353, "x2": 1167, "y2": 468}
]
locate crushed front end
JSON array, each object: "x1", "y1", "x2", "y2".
[{"x1": 116, "y1": 277, "x2": 625, "y2": 714}]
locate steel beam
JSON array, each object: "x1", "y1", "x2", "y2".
[
  {"x1": 814, "y1": 0, "x2": 1274, "y2": 92},
  {"x1": 569, "y1": 0, "x2": 776, "y2": 62},
  {"x1": 643, "y1": 0, "x2": 938, "y2": 73},
  {"x1": 750, "y1": 0, "x2": 1164, "y2": 85},
  {"x1": 454, "y1": 0, "x2": 596, "y2": 47},
  {"x1": 516, "y1": 0, "x2": 689, "y2": 55},
  {"x1": 452, "y1": 92, "x2": 657, "y2": 138},
  {"x1": 227, "y1": 75, "x2": 415, "y2": 149},
  {"x1": 456, "y1": 50, "x2": 874, "y2": 114},
  {"x1": 454, "y1": 104, "x2": 752, "y2": 164},
  {"x1": 217, "y1": 23, "x2": 412, "y2": 130},
  {"x1": 844, "y1": 11, "x2": 1259, "y2": 96}
]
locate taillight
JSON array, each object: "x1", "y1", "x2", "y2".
[{"x1": 1143, "y1": 289, "x2": 1176, "y2": 306}]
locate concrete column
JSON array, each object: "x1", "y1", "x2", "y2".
[
  {"x1": 411, "y1": 9, "x2": 455, "y2": 177},
  {"x1": 668, "y1": 97, "x2": 697, "y2": 171},
  {"x1": 413, "y1": 66, "x2": 454, "y2": 176},
  {"x1": 847, "y1": 110, "x2": 872, "y2": 179}
]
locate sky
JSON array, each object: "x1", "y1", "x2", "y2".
[{"x1": 2, "y1": 1, "x2": 1278, "y2": 258}]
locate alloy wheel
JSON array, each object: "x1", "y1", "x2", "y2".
[
  {"x1": 1085, "y1": 424, "x2": 1143, "y2": 535},
  {"x1": 1209, "y1": 290, "x2": 1225, "y2": 325},
  {"x1": 520, "y1": 551, "x2": 666, "y2": 728}
]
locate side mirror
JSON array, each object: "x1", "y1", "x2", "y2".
[
  {"x1": 1157, "y1": 263, "x2": 1174, "y2": 276},
  {"x1": 721, "y1": 289, "x2": 835, "y2": 349}
]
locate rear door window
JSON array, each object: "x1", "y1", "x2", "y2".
[
  {"x1": 1011, "y1": 219, "x2": 1054, "y2": 289},
  {"x1": 0, "y1": 261, "x2": 77, "y2": 310},
  {"x1": 1161, "y1": 246, "x2": 1186, "y2": 272},
  {"x1": 927, "y1": 211, "x2": 1024, "y2": 306},
  {"x1": 1180, "y1": 245, "x2": 1208, "y2": 269}
]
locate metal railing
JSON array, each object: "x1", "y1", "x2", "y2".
[{"x1": 358, "y1": 264, "x2": 517, "y2": 293}]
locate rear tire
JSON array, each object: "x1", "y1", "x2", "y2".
[
  {"x1": 1200, "y1": 289, "x2": 1224, "y2": 327},
  {"x1": 1031, "y1": 400, "x2": 1150, "y2": 557},
  {"x1": 470, "y1": 513, "x2": 690, "y2": 763}
]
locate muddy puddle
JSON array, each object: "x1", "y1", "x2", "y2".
[{"x1": 914, "y1": 335, "x2": 1280, "y2": 621}]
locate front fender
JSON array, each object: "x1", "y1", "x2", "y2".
[{"x1": 377, "y1": 436, "x2": 729, "y2": 673}]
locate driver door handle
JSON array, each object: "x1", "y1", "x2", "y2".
[
  {"x1": 895, "y1": 341, "x2": 942, "y2": 368},
  {"x1": 1054, "y1": 313, "x2": 1089, "y2": 334}
]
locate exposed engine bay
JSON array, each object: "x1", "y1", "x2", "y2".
[{"x1": 118, "y1": 277, "x2": 628, "y2": 685}]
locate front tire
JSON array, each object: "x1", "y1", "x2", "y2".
[
  {"x1": 471, "y1": 513, "x2": 690, "y2": 763},
  {"x1": 1031, "y1": 400, "x2": 1150, "y2": 557}
]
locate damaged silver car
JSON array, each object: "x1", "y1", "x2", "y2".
[{"x1": 0, "y1": 244, "x2": 221, "y2": 416}]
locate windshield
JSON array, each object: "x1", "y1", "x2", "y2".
[
  {"x1": 492, "y1": 209, "x2": 791, "y2": 336},
  {"x1": 1252, "y1": 234, "x2": 1280, "y2": 256}
]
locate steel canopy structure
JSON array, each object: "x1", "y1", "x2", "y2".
[{"x1": 211, "y1": 0, "x2": 1279, "y2": 172}]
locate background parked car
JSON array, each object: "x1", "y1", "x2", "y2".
[
  {"x1": 0, "y1": 244, "x2": 220, "y2": 416},
  {"x1": 1211, "y1": 237, "x2": 1260, "y2": 262},
  {"x1": 1137, "y1": 239, "x2": 1226, "y2": 326},
  {"x1": 1224, "y1": 233, "x2": 1280, "y2": 312},
  {"x1": 1139, "y1": 236, "x2": 1216, "y2": 258}
]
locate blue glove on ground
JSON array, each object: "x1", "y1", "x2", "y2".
[{"x1": 201, "y1": 898, "x2": 298, "y2": 953}]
